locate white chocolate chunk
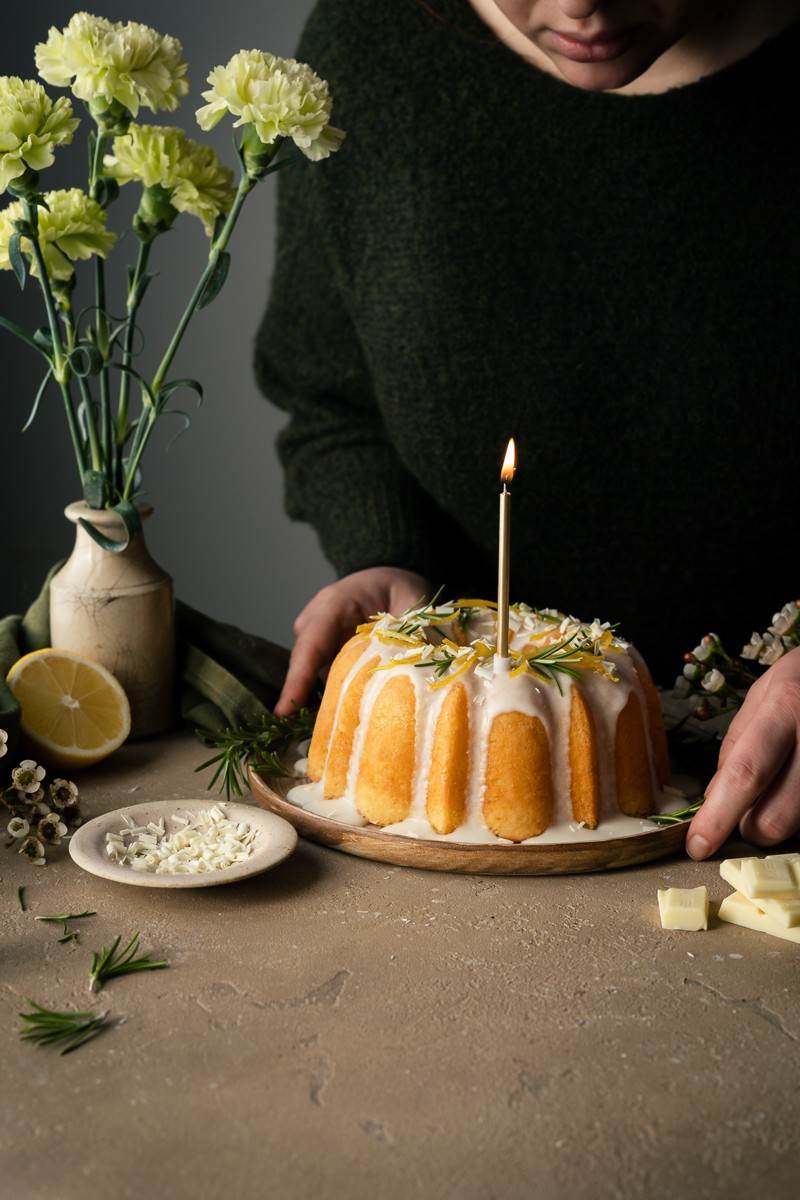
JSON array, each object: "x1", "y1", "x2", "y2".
[
  {"x1": 767, "y1": 852, "x2": 800, "y2": 886},
  {"x1": 742, "y1": 856, "x2": 796, "y2": 897},
  {"x1": 720, "y1": 856, "x2": 800, "y2": 927},
  {"x1": 718, "y1": 891, "x2": 800, "y2": 944},
  {"x1": 658, "y1": 886, "x2": 709, "y2": 931}
]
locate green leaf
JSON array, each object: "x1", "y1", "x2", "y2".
[
  {"x1": 33, "y1": 325, "x2": 54, "y2": 354},
  {"x1": 162, "y1": 409, "x2": 192, "y2": 451},
  {"x1": 197, "y1": 251, "x2": 230, "y2": 310},
  {"x1": 157, "y1": 377, "x2": 203, "y2": 410},
  {"x1": 112, "y1": 362, "x2": 157, "y2": 409},
  {"x1": 68, "y1": 342, "x2": 103, "y2": 378},
  {"x1": 82, "y1": 470, "x2": 107, "y2": 509},
  {"x1": 79, "y1": 499, "x2": 141, "y2": 554},
  {"x1": 8, "y1": 232, "x2": 26, "y2": 288},
  {"x1": 21, "y1": 367, "x2": 53, "y2": 432},
  {"x1": 127, "y1": 269, "x2": 157, "y2": 310},
  {"x1": 0, "y1": 316, "x2": 53, "y2": 364}
]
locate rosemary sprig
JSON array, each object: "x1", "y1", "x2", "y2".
[
  {"x1": 58, "y1": 929, "x2": 80, "y2": 945},
  {"x1": 414, "y1": 649, "x2": 457, "y2": 678},
  {"x1": 196, "y1": 707, "x2": 316, "y2": 798},
  {"x1": 457, "y1": 606, "x2": 477, "y2": 632},
  {"x1": 17, "y1": 886, "x2": 25, "y2": 912},
  {"x1": 647, "y1": 798, "x2": 705, "y2": 826},
  {"x1": 394, "y1": 585, "x2": 456, "y2": 638},
  {"x1": 18, "y1": 1001, "x2": 109, "y2": 1055},
  {"x1": 523, "y1": 633, "x2": 586, "y2": 694},
  {"x1": 35, "y1": 910, "x2": 96, "y2": 924},
  {"x1": 89, "y1": 932, "x2": 167, "y2": 993}
]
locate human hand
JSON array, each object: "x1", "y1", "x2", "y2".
[
  {"x1": 686, "y1": 646, "x2": 800, "y2": 859},
  {"x1": 275, "y1": 566, "x2": 431, "y2": 716}
]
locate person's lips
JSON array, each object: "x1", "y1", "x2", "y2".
[{"x1": 543, "y1": 26, "x2": 641, "y2": 63}]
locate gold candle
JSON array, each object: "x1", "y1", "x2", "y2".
[{"x1": 497, "y1": 438, "x2": 516, "y2": 658}]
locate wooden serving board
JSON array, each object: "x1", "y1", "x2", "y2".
[{"x1": 248, "y1": 769, "x2": 688, "y2": 876}]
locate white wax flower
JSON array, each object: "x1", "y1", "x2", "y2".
[
  {"x1": 196, "y1": 50, "x2": 345, "y2": 162},
  {"x1": 682, "y1": 662, "x2": 700, "y2": 681},
  {"x1": 11, "y1": 760, "x2": 45, "y2": 794},
  {"x1": 759, "y1": 635, "x2": 786, "y2": 666},
  {"x1": 37, "y1": 812, "x2": 68, "y2": 844},
  {"x1": 701, "y1": 668, "x2": 726, "y2": 694},
  {"x1": 740, "y1": 632, "x2": 764, "y2": 660},
  {"x1": 0, "y1": 188, "x2": 116, "y2": 282},
  {"x1": 35, "y1": 13, "x2": 189, "y2": 117},
  {"x1": 692, "y1": 642, "x2": 711, "y2": 662},
  {"x1": 7, "y1": 817, "x2": 29, "y2": 839},
  {"x1": 0, "y1": 76, "x2": 78, "y2": 193},
  {"x1": 49, "y1": 778, "x2": 79, "y2": 810},
  {"x1": 18, "y1": 835, "x2": 46, "y2": 866},
  {"x1": 0, "y1": 728, "x2": 7, "y2": 758}
]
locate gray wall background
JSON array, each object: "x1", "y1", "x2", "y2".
[{"x1": 0, "y1": 0, "x2": 331, "y2": 647}]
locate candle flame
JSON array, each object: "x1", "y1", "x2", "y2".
[{"x1": 500, "y1": 438, "x2": 516, "y2": 484}]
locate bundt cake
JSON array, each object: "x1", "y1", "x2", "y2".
[{"x1": 296, "y1": 598, "x2": 670, "y2": 843}]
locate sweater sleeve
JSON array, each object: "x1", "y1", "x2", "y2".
[{"x1": 254, "y1": 157, "x2": 447, "y2": 582}]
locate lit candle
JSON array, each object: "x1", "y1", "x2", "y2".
[{"x1": 497, "y1": 438, "x2": 516, "y2": 658}]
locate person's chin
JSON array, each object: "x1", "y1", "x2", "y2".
[
  {"x1": 548, "y1": 52, "x2": 659, "y2": 91},
  {"x1": 535, "y1": 29, "x2": 668, "y2": 93}
]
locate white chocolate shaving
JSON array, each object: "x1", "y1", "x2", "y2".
[{"x1": 105, "y1": 805, "x2": 257, "y2": 874}]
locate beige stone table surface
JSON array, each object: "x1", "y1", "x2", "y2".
[{"x1": 2, "y1": 732, "x2": 799, "y2": 1200}]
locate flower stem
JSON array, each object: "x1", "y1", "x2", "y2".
[
  {"x1": 21, "y1": 199, "x2": 86, "y2": 478},
  {"x1": 89, "y1": 130, "x2": 113, "y2": 488},
  {"x1": 62, "y1": 308, "x2": 102, "y2": 475},
  {"x1": 95, "y1": 258, "x2": 112, "y2": 475},
  {"x1": 22, "y1": 200, "x2": 68, "y2": 382},
  {"x1": 116, "y1": 239, "x2": 152, "y2": 485},
  {"x1": 150, "y1": 175, "x2": 252, "y2": 397},
  {"x1": 121, "y1": 173, "x2": 254, "y2": 500}
]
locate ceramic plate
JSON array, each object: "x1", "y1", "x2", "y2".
[{"x1": 69, "y1": 799, "x2": 297, "y2": 888}]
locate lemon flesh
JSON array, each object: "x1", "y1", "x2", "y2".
[{"x1": 6, "y1": 648, "x2": 131, "y2": 768}]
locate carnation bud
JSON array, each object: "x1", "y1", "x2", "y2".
[
  {"x1": 134, "y1": 184, "x2": 178, "y2": 242},
  {"x1": 240, "y1": 123, "x2": 279, "y2": 182},
  {"x1": 88, "y1": 97, "x2": 132, "y2": 136},
  {"x1": 6, "y1": 167, "x2": 40, "y2": 198}
]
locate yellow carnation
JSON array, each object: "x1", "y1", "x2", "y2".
[
  {"x1": 35, "y1": 12, "x2": 189, "y2": 118},
  {"x1": 104, "y1": 123, "x2": 234, "y2": 234},
  {"x1": 196, "y1": 50, "x2": 345, "y2": 163},
  {"x1": 0, "y1": 77, "x2": 79, "y2": 193},
  {"x1": 0, "y1": 188, "x2": 116, "y2": 282}
]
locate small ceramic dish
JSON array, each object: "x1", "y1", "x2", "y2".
[{"x1": 69, "y1": 799, "x2": 298, "y2": 889}]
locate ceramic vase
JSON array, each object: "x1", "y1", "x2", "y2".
[{"x1": 49, "y1": 502, "x2": 175, "y2": 738}]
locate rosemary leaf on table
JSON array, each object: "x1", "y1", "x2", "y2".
[
  {"x1": 196, "y1": 707, "x2": 316, "y2": 799},
  {"x1": 17, "y1": 886, "x2": 25, "y2": 912},
  {"x1": 647, "y1": 798, "x2": 705, "y2": 826},
  {"x1": 89, "y1": 932, "x2": 168, "y2": 993},
  {"x1": 18, "y1": 1001, "x2": 109, "y2": 1055},
  {"x1": 35, "y1": 911, "x2": 96, "y2": 924}
]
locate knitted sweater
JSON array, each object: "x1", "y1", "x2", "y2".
[{"x1": 255, "y1": 0, "x2": 800, "y2": 682}]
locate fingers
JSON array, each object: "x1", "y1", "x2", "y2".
[
  {"x1": 389, "y1": 573, "x2": 431, "y2": 615},
  {"x1": 717, "y1": 671, "x2": 769, "y2": 767},
  {"x1": 275, "y1": 596, "x2": 349, "y2": 716},
  {"x1": 686, "y1": 680, "x2": 799, "y2": 859},
  {"x1": 739, "y1": 742, "x2": 800, "y2": 846}
]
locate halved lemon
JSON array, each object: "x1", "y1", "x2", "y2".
[{"x1": 6, "y1": 648, "x2": 131, "y2": 769}]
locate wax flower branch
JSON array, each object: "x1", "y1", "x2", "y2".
[
  {"x1": 1, "y1": 13, "x2": 345, "y2": 551},
  {"x1": 674, "y1": 600, "x2": 800, "y2": 720},
  {"x1": 1, "y1": 732, "x2": 83, "y2": 866}
]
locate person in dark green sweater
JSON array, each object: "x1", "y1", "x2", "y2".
[{"x1": 255, "y1": 0, "x2": 800, "y2": 859}]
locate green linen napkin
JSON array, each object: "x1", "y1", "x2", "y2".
[{"x1": 0, "y1": 566, "x2": 290, "y2": 761}]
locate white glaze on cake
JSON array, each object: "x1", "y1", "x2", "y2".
[{"x1": 286, "y1": 602, "x2": 673, "y2": 845}]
